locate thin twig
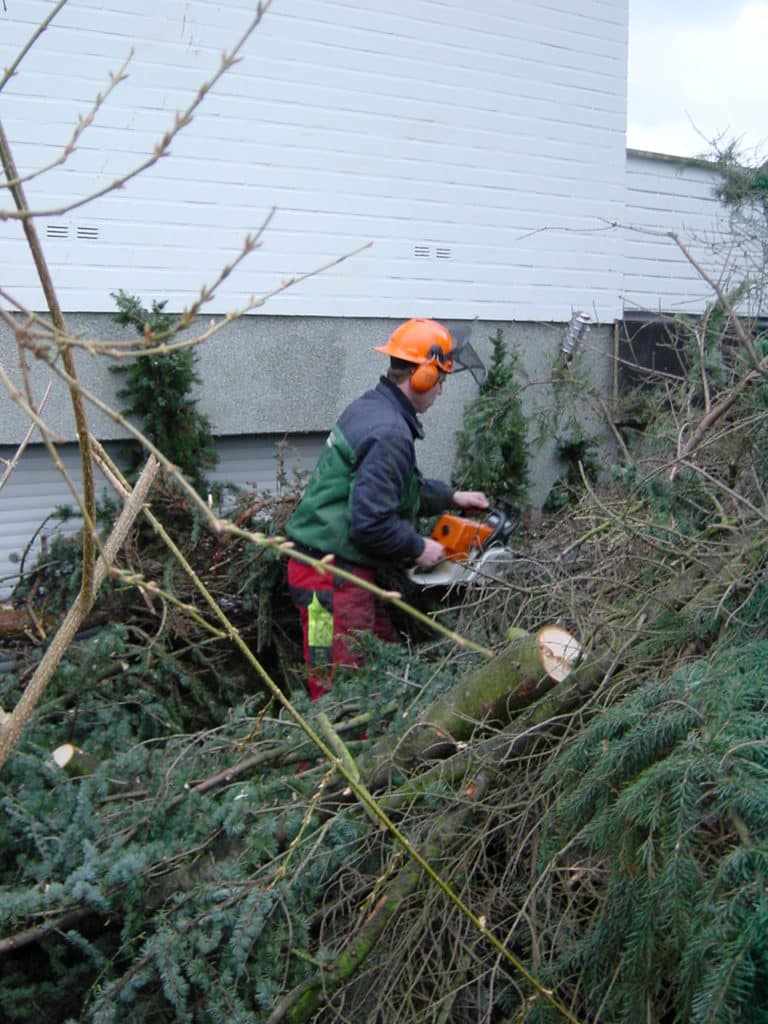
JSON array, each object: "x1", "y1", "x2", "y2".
[
  {"x1": 0, "y1": 3, "x2": 274, "y2": 224},
  {"x1": 0, "y1": 381, "x2": 51, "y2": 491},
  {"x1": 7, "y1": 55, "x2": 133, "y2": 190},
  {"x1": 665, "y1": 229, "x2": 762, "y2": 368},
  {"x1": 0, "y1": 0, "x2": 69, "y2": 95}
]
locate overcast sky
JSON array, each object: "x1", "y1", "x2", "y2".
[{"x1": 627, "y1": 0, "x2": 767, "y2": 160}]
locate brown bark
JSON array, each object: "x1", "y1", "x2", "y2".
[
  {"x1": 358, "y1": 625, "x2": 580, "y2": 790},
  {"x1": 269, "y1": 642, "x2": 609, "y2": 1024},
  {"x1": 0, "y1": 607, "x2": 47, "y2": 641}
]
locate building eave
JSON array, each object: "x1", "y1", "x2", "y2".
[{"x1": 626, "y1": 147, "x2": 718, "y2": 171}]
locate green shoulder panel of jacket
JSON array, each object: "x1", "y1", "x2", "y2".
[{"x1": 286, "y1": 424, "x2": 420, "y2": 566}]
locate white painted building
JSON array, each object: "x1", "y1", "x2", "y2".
[
  {"x1": 2, "y1": 0, "x2": 634, "y2": 320},
  {"x1": 0, "y1": 0, "x2": 741, "y2": 597}
]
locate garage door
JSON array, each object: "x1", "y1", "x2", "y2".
[{"x1": 0, "y1": 434, "x2": 323, "y2": 601}]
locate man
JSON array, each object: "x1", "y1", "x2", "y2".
[{"x1": 285, "y1": 318, "x2": 489, "y2": 698}]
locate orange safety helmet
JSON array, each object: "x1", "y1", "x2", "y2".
[{"x1": 374, "y1": 318, "x2": 455, "y2": 392}]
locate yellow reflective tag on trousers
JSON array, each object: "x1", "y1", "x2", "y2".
[{"x1": 307, "y1": 593, "x2": 333, "y2": 664}]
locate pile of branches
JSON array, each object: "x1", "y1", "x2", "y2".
[
  {"x1": 3, "y1": 471, "x2": 309, "y2": 721},
  {"x1": 2, "y1": 305, "x2": 768, "y2": 1024}
]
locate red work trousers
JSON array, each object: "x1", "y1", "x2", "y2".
[{"x1": 287, "y1": 557, "x2": 398, "y2": 700}]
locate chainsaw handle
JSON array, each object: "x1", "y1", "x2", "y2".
[{"x1": 484, "y1": 504, "x2": 520, "y2": 547}]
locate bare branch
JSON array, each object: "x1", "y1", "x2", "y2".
[
  {"x1": 0, "y1": 0, "x2": 69, "y2": 95},
  {"x1": 665, "y1": 229, "x2": 763, "y2": 368},
  {"x1": 673, "y1": 353, "x2": 768, "y2": 473},
  {"x1": 0, "y1": 289, "x2": 58, "y2": 340},
  {"x1": 155, "y1": 239, "x2": 374, "y2": 356},
  {"x1": 2, "y1": 53, "x2": 133, "y2": 191},
  {"x1": 0, "y1": 359, "x2": 65, "y2": 444},
  {"x1": 0, "y1": 120, "x2": 97, "y2": 595},
  {"x1": 0, "y1": 380, "x2": 51, "y2": 492},
  {"x1": 6, "y1": 238, "x2": 373, "y2": 361},
  {"x1": 0, "y1": 455, "x2": 159, "y2": 769},
  {"x1": 0, "y1": 2, "x2": 273, "y2": 224}
]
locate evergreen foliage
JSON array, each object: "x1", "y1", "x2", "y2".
[
  {"x1": 711, "y1": 143, "x2": 768, "y2": 227},
  {"x1": 6, "y1": 284, "x2": 768, "y2": 1021},
  {"x1": 0, "y1": 633, "x2": 464, "y2": 1024},
  {"x1": 111, "y1": 290, "x2": 218, "y2": 494},
  {"x1": 452, "y1": 328, "x2": 530, "y2": 504},
  {"x1": 536, "y1": 637, "x2": 768, "y2": 1024},
  {"x1": 6, "y1": 287, "x2": 768, "y2": 1022}
]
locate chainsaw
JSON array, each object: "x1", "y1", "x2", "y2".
[{"x1": 408, "y1": 504, "x2": 520, "y2": 587}]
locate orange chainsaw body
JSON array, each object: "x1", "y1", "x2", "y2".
[{"x1": 429, "y1": 514, "x2": 494, "y2": 563}]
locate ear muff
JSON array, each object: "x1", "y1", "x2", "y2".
[
  {"x1": 410, "y1": 361, "x2": 440, "y2": 393},
  {"x1": 410, "y1": 344, "x2": 448, "y2": 393}
]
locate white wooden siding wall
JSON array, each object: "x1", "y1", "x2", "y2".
[
  {"x1": 0, "y1": 444, "x2": 121, "y2": 602},
  {"x1": 1, "y1": 0, "x2": 627, "y2": 322},
  {"x1": 622, "y1": 152, "x2": 747, "y2": 316},
  {"x1": 0, "y1": 434, "x2": 323, "y2": 601}
]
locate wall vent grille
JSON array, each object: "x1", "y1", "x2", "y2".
[
  {"x1": 46, "y1": 224, "x2": 69, "y2": 239},
  {"x1": 76, "y1": 225, "x2": 99, "y2": 240},
  {"x1": 413, "y1": 244, "x2": 453, "y2": 260}
]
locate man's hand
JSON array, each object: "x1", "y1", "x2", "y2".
[
  {"x1": 452, "y1": 490, "x2": 490, "y2": 513},
  {"x1": 415, "y1": 537, "x2": 446, "y2": 568}
]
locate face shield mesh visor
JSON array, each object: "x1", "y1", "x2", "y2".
[{"x1": 449, "y1": 323, "x2": 486, "y2": 387}]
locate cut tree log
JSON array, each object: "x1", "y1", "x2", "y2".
[
  {"x1": 536, "y1": 625, "x2": 582, "y2": 682},
  {"x1": 378, "y1": 647, "x2": 614, "y2": 813},
  {"x1": 359, "y1": 624, "x2": 582, "y2": 790},
  {"x1": 269, "y1": 630, "x2": 605, "y2": 1024},
  {"x1": 0, "y1": 607, "x2": 50, "y2": 641},
  {"x1": 51, "y1": 743, "x2": 99, "y2": 777}
]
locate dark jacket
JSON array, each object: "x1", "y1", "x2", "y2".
[{"x1": 285, "y1": 377, "x2": 454, "y2": 566}]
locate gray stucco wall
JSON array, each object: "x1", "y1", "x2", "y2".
[{"x1": 1, "y1": 313, "x2": 614, "y2": 511}]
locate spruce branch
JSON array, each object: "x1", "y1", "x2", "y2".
[{"x1": 266, "y1": 774, "x2": 495, "y2": 1024}]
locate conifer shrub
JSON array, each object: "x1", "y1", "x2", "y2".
[
  {"x1": 111, "y1": 290, "x2": 218, "y2": 495},
  {"x1": 452, "y1": 328, "x2": 530, "y2": 506}
]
